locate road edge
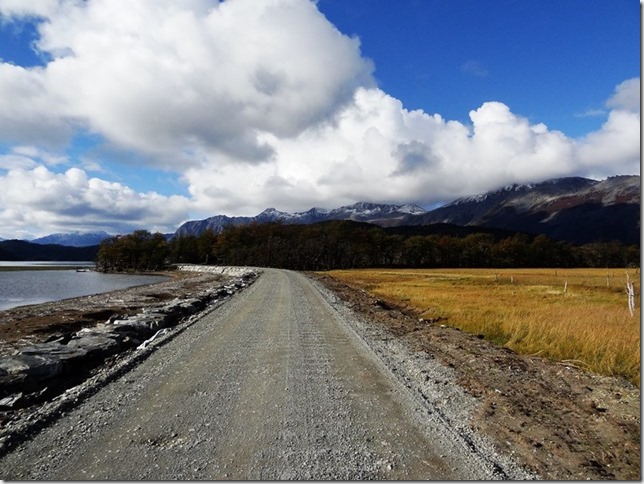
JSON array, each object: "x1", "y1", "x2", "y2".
[{"x1": 306, "y1": 272, "x2": 537, "y2": 480}]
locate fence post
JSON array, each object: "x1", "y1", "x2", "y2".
[{"x1": 626, "y1": 274, "x2": 635, "y2": 317}]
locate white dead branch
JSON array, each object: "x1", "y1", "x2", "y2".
[{"x1": 626, "y1": 274, "x2": 636, "y2": 317}]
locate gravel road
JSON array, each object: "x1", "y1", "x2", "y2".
[{"x1": 0, "y1": 269, "x2": 530, "y2": 480}]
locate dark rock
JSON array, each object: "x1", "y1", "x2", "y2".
[
  {"x1": 67, "y1": 333, "x2": 121, "y2": 358},
  {"x1": 81, "y1": 309, "x2": 118, "y2": 321},
  {"x1": 17, "y1": 343, "x2": 88, "y2": 370},
  {"x1": 157, "y1": 302, "x2": 187, "y2": 318},
  {"x1": 177, "y1": 298, "x2": 205, "y2": 313},
  {"x1": 375, "y1": 299, "x2": 393, "y2": 310},
  {"x1": 0, "y1": 355, "x2": 62, "y2": 388}
]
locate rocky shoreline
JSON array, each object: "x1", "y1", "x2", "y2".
[{"x1": 0, "y1": 266, "x2": 260, "y2": 451}]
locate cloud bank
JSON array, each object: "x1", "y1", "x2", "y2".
[
  {"x1": 0, "y1": 0, "x2": 639, "y2": 237},
  {"x1": 0, "y1": 159, "x2": 190, "y2": 239}
]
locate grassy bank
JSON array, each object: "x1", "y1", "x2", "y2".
[{"x1": 325, "y1": 268, "x2": 640, "y2": 385}]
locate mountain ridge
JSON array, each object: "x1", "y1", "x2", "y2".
[
  {"x1": 12, "y1": 175, "x2": 638, "y2": 248},
  {"x1": 175, "y1": 175, "x2": 639, "y2": 245},
  {"x1": 0, "y1": 240, "x2": 99, "y2": 261},
  {"x1": 175, "y1": 201, "x2": 426, "y2": 237},
  {"x1": 401, "y1": 175, "x2": 639, "y2": 244},
  {"x1": 30, "y1": 231, "x2": 112, "y2": 247}
]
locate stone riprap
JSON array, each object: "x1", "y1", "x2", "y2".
[
  {"x1": 174, "y1": 264, "x2": 260, "y2": 276},
  {"x1": 0, "y1": 268, "x2": 260, "y2": 409}
]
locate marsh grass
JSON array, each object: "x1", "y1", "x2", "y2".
[{"x1": 326, "y1": 268, "x2": 640, "y2": 385}]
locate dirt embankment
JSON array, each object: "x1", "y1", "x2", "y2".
[{"x1": 311, "y1": 273, "x2": 640, "y2": 481}]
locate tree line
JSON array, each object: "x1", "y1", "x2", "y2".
[{"x1": 96, "y1": 221, "x2": 639, "y2": 272}]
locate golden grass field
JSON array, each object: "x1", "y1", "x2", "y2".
[{"x1": 325, "y1": 268, "x2": 640, "y2": 386}]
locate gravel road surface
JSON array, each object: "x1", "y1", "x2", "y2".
[{"x1": 0, "y1": 269, "x2": 529, "y2": 480}]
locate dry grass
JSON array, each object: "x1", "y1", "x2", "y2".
[{"x1": 325, "y1": 268, "x2": 640, "y2": 386}]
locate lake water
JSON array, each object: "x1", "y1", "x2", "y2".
[
  {"x1": 0, "y1": 263, "x2": 169, "y2": 310},
  {"x1": 0, "y1": 261, "x2": 95, "y2": 267}
]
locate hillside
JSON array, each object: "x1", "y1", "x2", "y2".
[
  {"x1": 0, "y1": 240, "x2": 99, "y2": 261},
  {"x1": 403, "y1": 175, "x2": 640, "y2": 244}
]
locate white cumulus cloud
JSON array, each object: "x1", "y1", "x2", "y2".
[
  {"x1": 184, "y1": 88, "x2": 585, "y2": 215},
  {"x1": 14, "y1": 0, "x2": 373, "y2": 165},
  {"x1": 0, "y1": 0, "x2": 63, "y2": 18},
  {"x1": 605, "y1": 78, "x2": 640, "y2": 113},
  {"x1": 0, "y1": 63, "x2": 72, "y2": 147},
  {"x1": 0, "y1": 163, "x2": 190, "y2": 238}
]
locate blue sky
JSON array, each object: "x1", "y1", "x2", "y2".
[
  {"x1": 0, "y1": 0, "x2": 639, "y2": 238},
  {"x1": 318, "y1": 0, "x2": 639, "y2": 137}
]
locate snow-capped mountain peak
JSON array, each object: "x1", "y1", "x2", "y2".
[
  {"x1": 257, "y1": 208, "x2": 295, "y2": 220},
  {"x1": 403, "y1": 175, "x2": 639, "y2": 244},
  {"x1": 175, "y1": 202, "x2": 428, "y2": 237},
  {"x1": 398, "y1": 203, "x2": 427, "y2": 214},
  {"x1": 30, "y1": 231, "x2": 112, "y2": 247}
]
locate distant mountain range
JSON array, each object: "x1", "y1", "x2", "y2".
[
  {"x1": 30, "y1": 231, "x2": 112, "y2": 247},
  {"x1": 175, "y1": 202, "x2": 426, "y2": 238},
  {"x1": 0, "y1": 231, "x2": 110, "y2": 261},
  {"x1": 176, "y1": 175, "x2": 640, "y2": 245},
  {"x1": 4, "y1": 175, "x2": 639, "y2": 257},
  {"x1": 398, "y1": 175, "x2": 640, "y2": 245},
  {"x1": 0, "y1": 240, "x2": 99, "y2": 261}
]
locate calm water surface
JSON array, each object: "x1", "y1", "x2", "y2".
[
  {"x1": 0, "y1": 261, "x2": 95, "y2": 267},
  {"x1": 0, "y1": 264, "x2": 169, "y2": 310}
]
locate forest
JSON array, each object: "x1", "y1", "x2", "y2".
[{"x1": 96, "y1": 220, "x2": 640, "y2": 272}]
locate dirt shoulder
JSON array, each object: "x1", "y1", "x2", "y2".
[{"x1": 310, "y1": 273, "x2": 640, "y2": 481}]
